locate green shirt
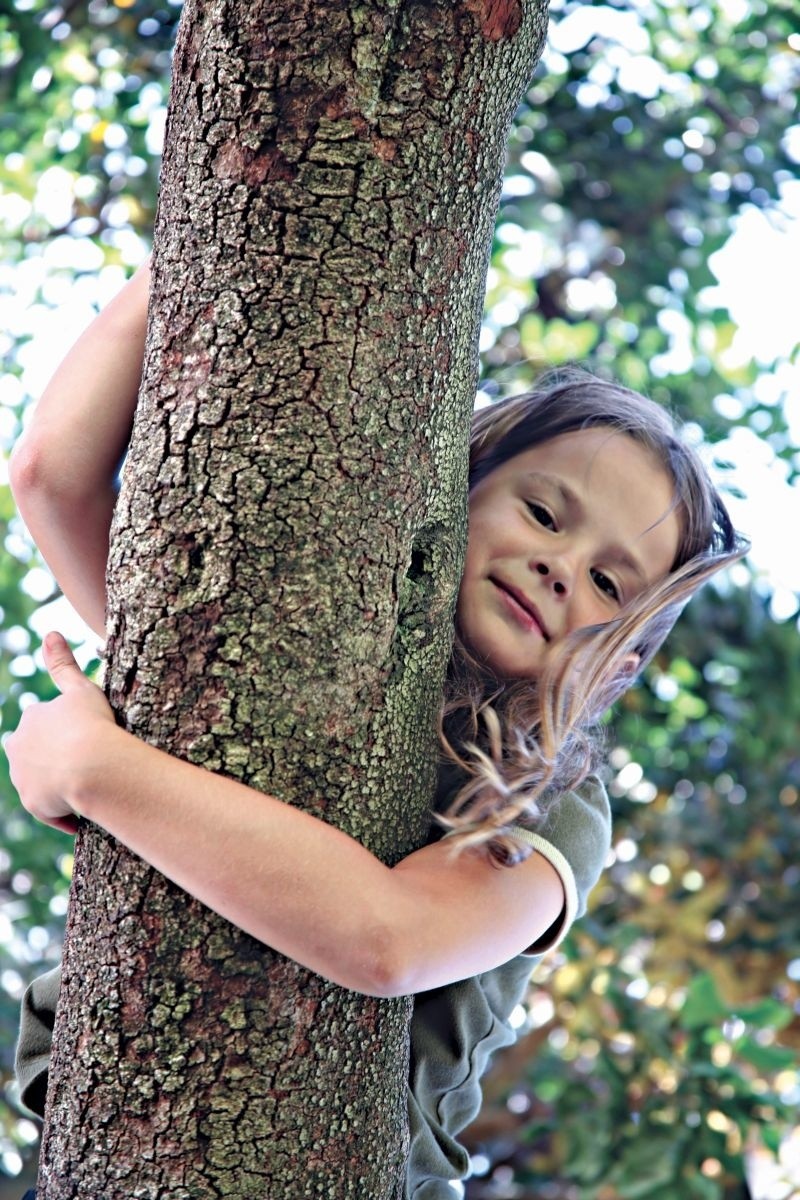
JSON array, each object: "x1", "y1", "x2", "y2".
[
  {"x1": 405, "y1": 774, "x2": 610, "y2": 1197},
  {"x1": 15, "y1": 777, "x2": 611, "y2": 1196}
]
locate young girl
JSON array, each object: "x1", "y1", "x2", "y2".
[{"x1": 6, "y1": 257, "x2": 745, "y2": 1198}]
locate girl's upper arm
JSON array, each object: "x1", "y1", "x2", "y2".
[{"x1": 382, "y1": 836, "x2": 566, "y2": 997}]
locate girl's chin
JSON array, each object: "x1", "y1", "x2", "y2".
[
  {"x1": 459, "y1": 636, "x2": 544, "y2": 685},
  {"x1": 456, "y1": 602, "x2": 548, "y2": 684}
]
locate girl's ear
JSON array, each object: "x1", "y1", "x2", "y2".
[
  {"x1": 619, "y1": 652, "x2": 640, "y2": 680},
  {"x1": 598, "y1": 652, "x2": 640, "y2": 708}
]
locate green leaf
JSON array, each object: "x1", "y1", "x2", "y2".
[
  {"x1": 760, "y1": 1124, "x2": 784, "y2": 1155},
  {"x1": 735, "y1": 1038, "x2": 797, "y2": 1073},
  {"x1": 604, "y1": 1132, "x2": 686, "y2": 1198},
  {"x1": 735, "y1": 997, "x2": 794, "y2": 1031},
  {"x1": 680, "y1": 973, "x2": 730, "y2": 1031},
  {"x1": 683, "y1": 1174, "x2": 723, "y2": 1200}
]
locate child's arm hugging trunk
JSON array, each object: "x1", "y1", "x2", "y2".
[{"x1": 9, "y1": 257, "x2": 151, "y2": 641}]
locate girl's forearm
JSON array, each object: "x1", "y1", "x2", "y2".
[
  {"x1": 72, "y1": 727, "x2": 404, "y2": 997},
  {"x1": 11, "y1": 485, "x2": 114, "y2": 639}
]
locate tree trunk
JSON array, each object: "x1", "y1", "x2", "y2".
[{"x1": 38, "y1": 2, "x2": 548, "y2": 1196}]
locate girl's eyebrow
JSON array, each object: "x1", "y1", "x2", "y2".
[
  {"x1": 523, "y1": 470, "x2": 649, "y2": 586},
  {"x1": 524, "y1": 470, "x2": 577, "y2": 511}
]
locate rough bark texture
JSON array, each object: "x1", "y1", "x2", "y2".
[{"x1": 38, "y1": 2, "x2": 548, "y2": 1196}]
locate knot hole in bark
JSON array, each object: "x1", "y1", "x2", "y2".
[
  {"x1": 397, "y1": 522, "x2": 454, "y2": 632},
  {"x1": 188, "y1": 542, "x2": 205, "y2": 573}
]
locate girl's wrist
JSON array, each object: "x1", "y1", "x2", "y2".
[{"x1": 66, "y1": 721, "x2": 126, "y2": 822}]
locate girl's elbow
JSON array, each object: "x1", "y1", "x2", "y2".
[
  {"x1": 9, "y1": 437, "x2": 41, "y2": 500},
  {"x1": 360, "y1": 925, "x2": 417, "y2": 999},
  {"x1": 9, "y1": 436, "x2": 66, "y2": 501},
  {"x1": 363, "y1": 958, "x2": 411, "y2": 1000}
]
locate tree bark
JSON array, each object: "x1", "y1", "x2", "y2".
[{"x1": 38, "y1": 2, "x2": 548, "y2": 1196}]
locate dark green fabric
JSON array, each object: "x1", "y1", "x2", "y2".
[
  {"x1": 15, "y1": 778, "x2": 610, "y2": 1197},
  {"x1": 405, "y1": 777, "x2": 611, "y2": 1197},
  {"x1": 15, "y1": 965, "x2": 59, "y2": 1119}
]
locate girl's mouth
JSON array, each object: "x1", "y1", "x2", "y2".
[{"x1": 490, "y1": 578, "x2": 549, "y2": 640}]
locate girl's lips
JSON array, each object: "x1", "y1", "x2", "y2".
[{"x1": 491, "y1": 579, "x2": 549, "y2": 639}]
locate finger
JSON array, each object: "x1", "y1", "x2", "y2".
[
  {"x1": 42, "y1": 631, "x2": 89, "y2": 694},
  {"x1": 50, "y1": 814, "x2": 80, "y2": 836}
]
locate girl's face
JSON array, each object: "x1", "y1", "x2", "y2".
[{"x1": 456, "y1": 427, "x2": 682, "y2": 682}]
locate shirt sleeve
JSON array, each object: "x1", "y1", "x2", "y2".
[
  {"x1": 507, "y1": 774, "x2": 612, "y2": 956},
  {"x1": 15, "y1": 964, "x2": 62, "y2": 1118}
]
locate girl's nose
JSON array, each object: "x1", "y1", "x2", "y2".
[{"x1": 534, "y1": 561, "x2": 568, "y2": 597}]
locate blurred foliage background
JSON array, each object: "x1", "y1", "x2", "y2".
[{"x1": 0, "y1": 0, "x2": 798, "y2": 1197}]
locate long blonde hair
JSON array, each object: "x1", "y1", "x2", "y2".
[{"x1": 438, "y1": 367, "x2": 749, "y2": 864}]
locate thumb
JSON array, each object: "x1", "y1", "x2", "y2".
[{"x1": 42, "y1": 632, "x2": 88, "y2": 694}]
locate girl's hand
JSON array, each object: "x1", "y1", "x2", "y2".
[{"x1": 5, "y1": 632, "x2": 116, "y2": 834}]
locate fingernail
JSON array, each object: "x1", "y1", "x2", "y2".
[{"x1": 45, "y1": 632, "x2": 62, "y2": 651}]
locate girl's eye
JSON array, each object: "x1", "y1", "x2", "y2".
[
  {"x1": 592, "y1": 569, "x2": 620, "y2": 602},
  {"x1": 527, "y1": 501, "x2": 556, "y2": 530}
]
